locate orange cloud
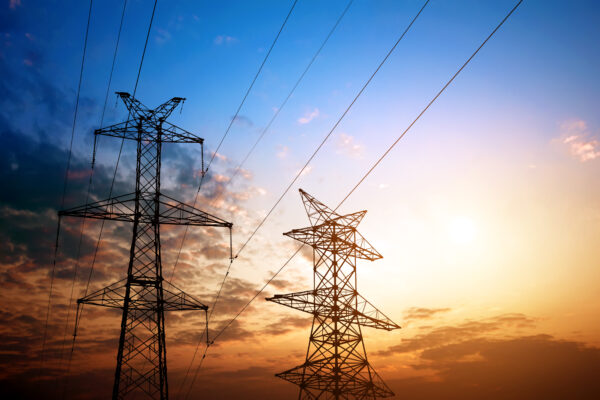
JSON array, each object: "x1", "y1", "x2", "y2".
[{"x1": 557, "y1": 119, "x2": 600, "y2": 162}]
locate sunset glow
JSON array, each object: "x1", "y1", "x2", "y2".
[{"x1": 448, "y1": 216, "x2": 477, "y2": 245}]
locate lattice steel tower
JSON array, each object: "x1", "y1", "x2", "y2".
[
  {"x1": 266, "y1": 189, "x2": 400, "y2": 399},
  {"x1": 60, "y1": 92, "x2": 232, "y2": 399}
]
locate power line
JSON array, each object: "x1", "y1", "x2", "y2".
[
  {"x1": 184, "y1": 0, "x2": 522, "y2": 394},
  {"x1": 79, "y1": 0, "x2": 157, "y2": 310},
  {"x1": 225, "y1": 0, "x2": 355, "y2": 202},
  {"x1": 176, "y1": 3, "x2": 354, "y2": 396},
  {"x1": 180, "y1": 0, "x2": 430, "y2": 397},
  {"x1": 169, "y1": 0, "x2": 299, "y2": 282},
  {"x1": 59, "y1": 0, "x2": 157, "y2": 396},
  {"x1": 181, "y1": 244, "x2": 304, "y2": 400},
  {"x1": 217, "y1": 0, "x2": 429, "y2": 321},
  {"x1": 40, "y1": 0, "x2": 93, "y2": 380},
  {"x1": 235, "y1": 0, "x2": 429, "y2": 260},
  {"x1": 57, "y1": 1, "x2": 129, "y2": 397}
]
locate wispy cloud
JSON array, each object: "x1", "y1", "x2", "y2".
[
  {"x1": 276, "y1": 145, "x2": 288, "y2": 159},
  {"x1": 232, "y1": 115, "x2": 253, "y2": 127},
  {"x1": 403, "y1": 307, "x2": 451, "y2": 322},
  {"x1": 297, "y1": 108, "x2": 320, "y2": 125},
  {"x1": 336, "y1": 133, "x2": 363, "y2": 158},
  {"x1": 299, "y1": 165, "x2": 312, "y2": 177},
  {"x1": 155, "y1": 28, "x2": 171, "y2": 44},
  {"x1": 214, "y1": 35, "x2": 238, "y2": 45},
  {"x1": 557, "y1": 119, "x2": 600, "y2": 162},
  {"x1": 211, "y1": 151, "x2": 228, "y2": 162}
]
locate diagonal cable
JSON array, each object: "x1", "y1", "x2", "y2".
[
  {"x1": 169, "y1": 0, "x2": 299, "y2": 282},
  {"x1": 175, "y1": 2, "x2": 354, "y2": 396},
  {"x1": 40, "y1": 0, "x2": 93, "y2": 380},
  {"x1": 57, "y1": 0, "x2": 129, "y2": 397},
  {"x1": 185, "y1": 0, "x2": 523, "y2": 393},
  {"x1": 180, "y1": 0, "x2": 430, "y2": 397},
  {"x1": 60, "y1": 0, "x2": 157, "y2": 396}
]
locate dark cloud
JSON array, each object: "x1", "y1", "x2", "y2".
[
  {"x1": 377, "y1": 313, "x2": 536, "y2": 356},
  {"x1": 388, "y1": 335, "x2": 600, "y2": 400},
  {"x1": 0, "y1": 125, "x2": 129, "y2": 274},
  {"x1": 267, "y1": 277, "x2": 295, "y2": 290},
  {"x1": 261, "y1": 315, "x2": 312, "y2": 336},
  {"x1": 180, "y1": 365, "x2": 295, "y2": 400},
  {"x1": 299, "y1": 244, "x2": 313, "y2": 262}
]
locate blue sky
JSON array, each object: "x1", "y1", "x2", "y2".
[{"x1": 4, "y1": 0, "x2": 599, "y2": 211}]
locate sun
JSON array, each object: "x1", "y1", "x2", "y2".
[{"x1": 448, "y1": 216, "x2": 477, "y2": 245}]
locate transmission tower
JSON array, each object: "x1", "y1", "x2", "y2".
[
  {"x1": 266, "y1": 189, "x2": 400, "y2": 399},
  {"x1": 59, "y1": 92, "x2": 232, "y2": 399}
]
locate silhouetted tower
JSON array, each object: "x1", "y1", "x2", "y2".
[
  {"x1": 266, "y1": 189, "x2": 400, "y2": 399},
  {"x1": 60, "y1": 93, "x2": 232, "y2": 399}
]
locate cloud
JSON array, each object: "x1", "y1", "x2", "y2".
[
  {"x1": 276, "y1": 145, "x2": 288, "y2": 159},
  {"x1": 299, "y1": 165, "x2": 312, "y2": 177},
  {"x1": 182, "y1": 366, "x2": 293, "y2": 400},
  {"x1": 556, "y1": 119, "x2": 600, "y2": 162},
  {"x1": 403, "y1": 307, "x2": 451, "y2": 322},
  {"x1": 336, "y1": 133, "x2": 364, "y2": 158},
  {"x1": 299, "y1": 245, "x2": 313, "y2": 262},
  {"x1": 155, "y1": 28, "x2": 171, "y2": 44},
  {"x1": 231, "y1": 115, "x2": 253, "y2": 127},
  {"x1": 212, "y1": 173, "x2": 230, "y2": 183},
  {"x1": 262, "y1": 315, "x2": 311, "y2": 336},
  {"x1": 297, "y1": 108, "x2": 320, "y2": 125},
  {"x1": 211, "y1": 151, "x2": 227, "y2": 162},
  {"x1": 214, "y1": 35, "x2": 237, "y2": 45},
  {"x1": 377, "y1": 313, "x2": 536, "y2": 356},
  {"x1": 388, "y1": 335, "x2": 600, "y2": 400},
  {"x1": 9, "y1": 0, "x2": 21, "y2": 10}
]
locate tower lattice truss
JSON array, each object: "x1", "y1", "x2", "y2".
[
  {"x1": 267, "y1": 190, "x2": 400, "y2": 399},
  {"x1": 60, "y1": 92, "x2": 232, "y2": 400}
]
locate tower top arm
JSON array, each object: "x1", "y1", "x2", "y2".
[
  {"x1": 153, "y1": 97, "x2": 186, "y2": 121},
  {"x1": 115, "y1": 92, "x2": 152, "y2": 120},
  {"x1": 116, "y1": 91, "x2": 186, "y2": 123}
]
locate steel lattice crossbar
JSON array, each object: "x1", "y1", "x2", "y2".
[
  {"x1": 266, "y1": 189, "x2": 400, "y2": 399},
  {"x1": 61, "y1": 92, "x2": 232, "y2": 400}
]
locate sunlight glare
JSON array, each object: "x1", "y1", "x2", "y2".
[{"x1": 448, "y1": 216, "x2": 477, "y2": 245}]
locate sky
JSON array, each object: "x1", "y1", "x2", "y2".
[{"x1": 1, "y1": 0, "x2": 600, "y2": 398}]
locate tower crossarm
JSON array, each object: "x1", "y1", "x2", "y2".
[
  {"x1": 284, "y1": 222, "x2": 382, "y2": 261},
  {"x1": 159, "y1": 193, "x2": 232, "y2": 227},
  {"x1": 94, "y1": 120, "x2": 142, "y2": 141},
  {"x1": 160, "y1": 121, "x2": 204, "y2": 143},
  {"x1": 59, "y1": 193, "x2": 137, "y2": 222},
  {"x1": 276, "y1": 357, "x2": 395, "y2": 398},
  {"x1": 94, "y1": 120, "x2": 204, "y2": 144},
  {"x1": 59, "y1": 193, "x2": 232, "y2": 228},
  {"x1": 78, "y1": 279, "x2": 208, "y2": 311},
  {"x1": 266, "y1": 288, "x2": 400, "y2": 331}
]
